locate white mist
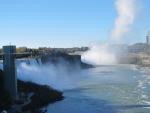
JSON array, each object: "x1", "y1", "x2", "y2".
[
  {"x1": 81, "y1": 43, "x2": 117, "y2": 65},
  {"x1": 81, "y1": 0, "x2": 139, "y2": 66},
  {"x1": 17, "y1": 59, "x2": 85, "y2": 91}
]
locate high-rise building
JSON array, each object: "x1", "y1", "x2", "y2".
[{"x1": 146, "y1": 31, "x2": 150, "y2": 44}]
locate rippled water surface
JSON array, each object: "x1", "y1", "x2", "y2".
[{"x1": 47, "y1": 65, "x2": 150, "y2": 113}]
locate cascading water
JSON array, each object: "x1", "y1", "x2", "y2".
[{"x1": 16, "y1": 58, "x2": 86, "y2": 91}]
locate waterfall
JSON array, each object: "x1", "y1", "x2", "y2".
[{"x1": 16, "y1": 57, "x2": 84, "y2": 90}]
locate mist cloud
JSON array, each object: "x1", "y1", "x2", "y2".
[
  {"x1": 111, "y1": 0, "x2": 138, "y2": 41},
  {"x1": 81, "y1": 0, "x2": 139, "y2": 65},
  {"x1": 81, "y1": 43, "x2": 117, "y2": 65}
]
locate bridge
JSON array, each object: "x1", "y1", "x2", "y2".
[{"x1": 0, "y1": 52, "x2": 32, "y2": 60}]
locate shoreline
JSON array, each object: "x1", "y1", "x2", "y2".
[{"x1": 0, "y1": 69, "x2": 64, "y2": 113}]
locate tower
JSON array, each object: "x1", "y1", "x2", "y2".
[
  {"x1": 146, "y1": 31, "x2": 150, "y2": 44},
  {"x1": 3, "y1": 46, "x2": 17, "y2": 99}
]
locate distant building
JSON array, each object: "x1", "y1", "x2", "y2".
[
  {"x1": 146, "y1": 31, "x2": 150, "y2": 44},
  {"x1": 128, "y1": 43, "x2": 147, "y2": 53}
]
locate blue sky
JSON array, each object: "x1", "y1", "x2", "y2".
[{"x1": 0, "y1": 0, "x2": 150, "y2": 48}]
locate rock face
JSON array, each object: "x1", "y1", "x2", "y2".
[
  {"x1": 0, "y1": 69, "x2": 12, "y2": 112},
  {"x1": 17, "y1": 80, "x2": 64, "y2": 112},
  {"x1": 0, "y1": 69, "x2": 4, "y2": 89},
  {"x1": 0, "y1": 69, "x2": 64, "y2": 112},
  {"x1": 41, "y1": 53, "x2": 93, "y2": 69},
  {"x1": 118, "y1": 53, "x2": 150, "y2": 67}
]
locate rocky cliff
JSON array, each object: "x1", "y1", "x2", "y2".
[{"x1": 41, "y1": 53, "x2": 93, "y2": 69}]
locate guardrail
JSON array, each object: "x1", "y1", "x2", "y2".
[{"x1": 0, "y1": 52, "x2": 32, "y2": 60}]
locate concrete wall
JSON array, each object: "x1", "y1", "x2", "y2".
[{"x1": 3, "y1": 46, "x2": 17, "y2": 99}]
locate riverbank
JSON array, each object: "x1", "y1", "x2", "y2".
[
  {"x1": 0, "y1": 70, "x2": 64, "y2": 113},
  {"x1": 18, "y1": 80, "x2": 64, "y2": 112}
]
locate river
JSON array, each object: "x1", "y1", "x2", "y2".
[
  {"x1": 1, "y1": 59, "x2": 150, "y2": 113},
  {"x1": 47, "y1": 65, "x2": 150, "y2": 113}
]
